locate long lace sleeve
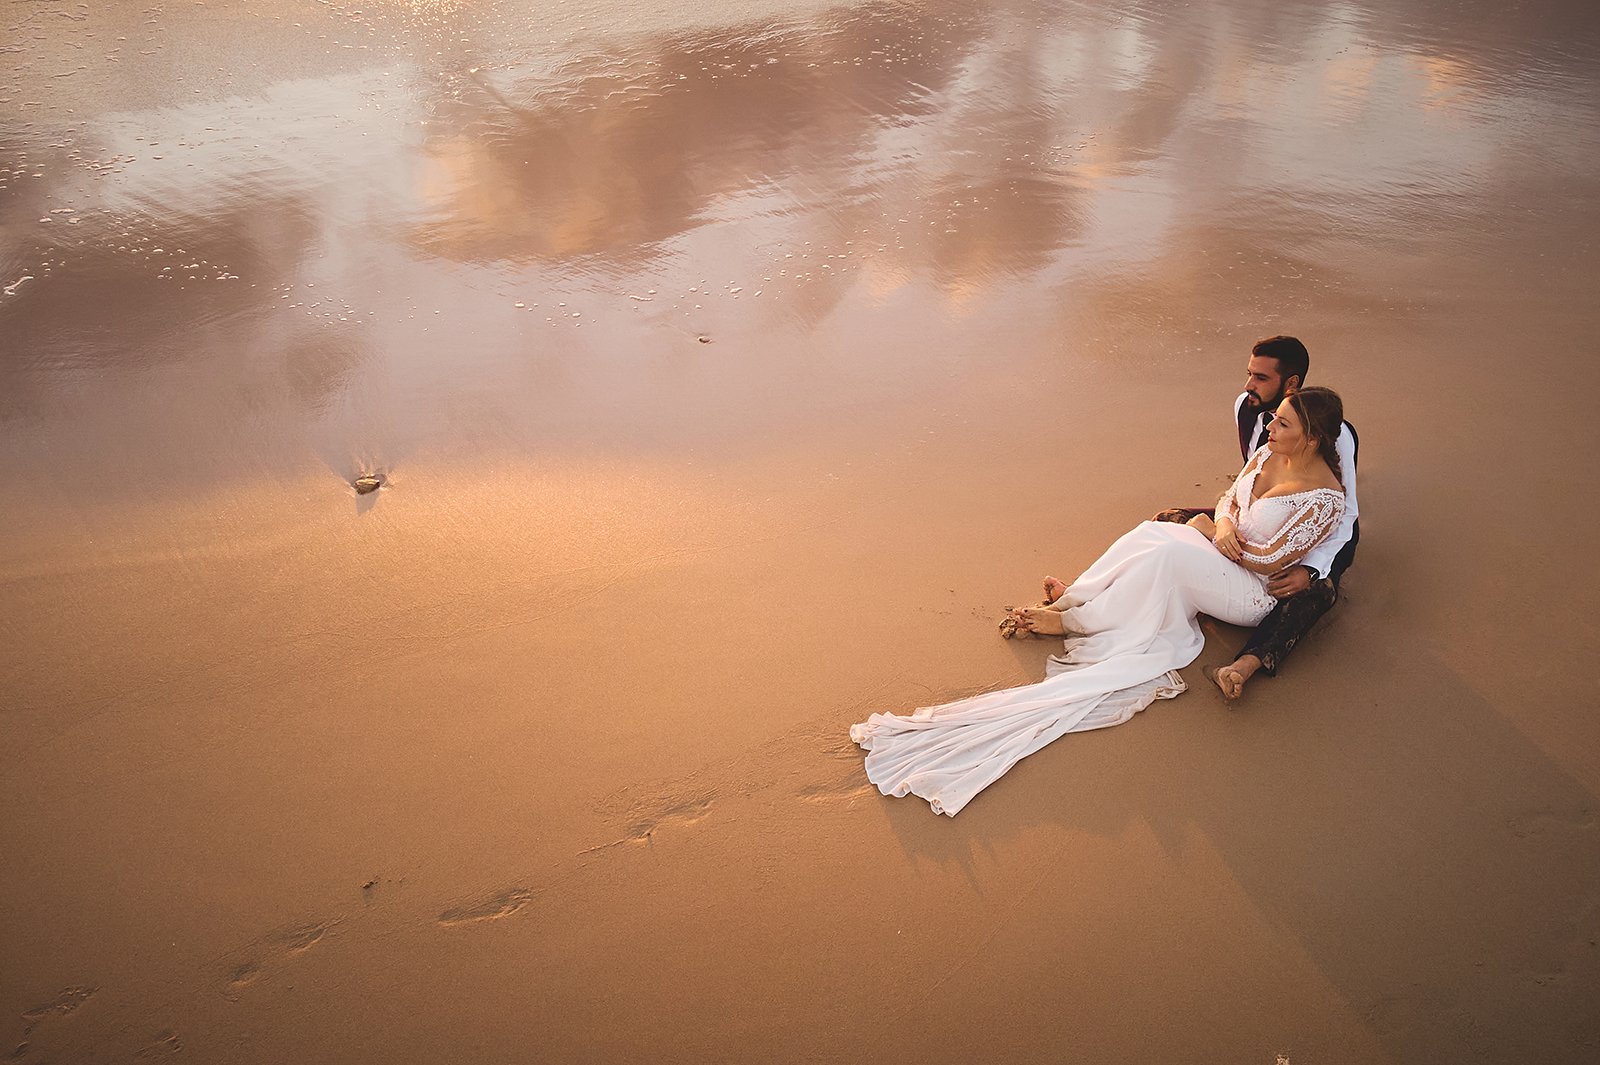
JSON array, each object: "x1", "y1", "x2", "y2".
[
  {"x1": 1236, "y1": 490, "x2": 1345, "y2": 575},
  {"x1": 1215, "y1": 483, "x2": 1241, "y2": 526},
  {"x1": 1216, "y1": 446, "x2": 1267, "y2": 526}
]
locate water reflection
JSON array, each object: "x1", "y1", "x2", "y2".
[
  {"x1": 408, "y1": 2, "x2": 994, "y2": 264},
  {"x1": 1, "y1": 0, "x2": 1597, "y2": 480}
]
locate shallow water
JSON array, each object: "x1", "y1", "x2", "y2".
[{"x1": 5, "y1": 0, "x2": 1597, "y2": 499}]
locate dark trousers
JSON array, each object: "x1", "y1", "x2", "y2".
[{"x1": 1151, "y1": 508, "x2": 1359, "y2": 677}]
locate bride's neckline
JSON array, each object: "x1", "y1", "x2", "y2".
[{"x1": 1247, "y1": 451, "x2": 1340, "y2": 504}]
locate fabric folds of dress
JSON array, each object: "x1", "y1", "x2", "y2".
[
  {"x1": 851, "y1": 467, "x2": 1345, "y2": 816},
  {"x1": 850, "y1": 667, "x2": 1185, "y2": 817}
]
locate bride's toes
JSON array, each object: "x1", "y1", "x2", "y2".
[
  {"x1": 1020, "y1": 607, "x2": 1066, "y2": 637},
  {"x1": 1042, "y1": 576, "x2": 1067, "y2": 605},
  {"x1": 999, "y1": 607, "x2": 1034, "y2": 639}
]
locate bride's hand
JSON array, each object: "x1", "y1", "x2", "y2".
[{"x1": 1213, "y1": 517, "x2": 1243, "y2": 561}]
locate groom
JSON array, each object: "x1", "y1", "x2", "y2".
[{"x1": 1157, "y1": 335, "x2": 1360, "y2": 698}]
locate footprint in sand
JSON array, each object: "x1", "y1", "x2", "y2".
[
  {"x1": 796, "y1": 777, "x2": 876, "y2": 805},
  {"x1": 219, "y1": 920, "x2": 337, "y2": 998},
  {"x1": 20, "y1": 987, "x2": 96, "y2": 1028},
  {"x1": 12, "y1": 987, "x2": 97, "y2": 1058},
  {"x1": 590, "y1": 783, "x2": 719, "y2": 849},
  {"x1": 437, "y1": 886, "x2": 536, "y2": 927},
  {"x1": 1527, "y1": 968, "x2": 1569, "y2": 988},
  {"x1": 1505, "y1": 806, "x2": 1596, "y2": 840},
  {"x1": 795, "y1": 733, "x2": 880, "y2": 805},
  {"x1": 135, "y1": 1031, "x2": 182, "y2": 1059},
  {"x1": 620, "y1": 795, "x2": 715, "y2": 843}
]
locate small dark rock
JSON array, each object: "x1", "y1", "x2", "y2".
[
  {"x1": 353, "y1": 475, "x2": 382, "y2": 494},
  {"x1": 696, "y1": 335, "x2": 711, "y2": 344}
]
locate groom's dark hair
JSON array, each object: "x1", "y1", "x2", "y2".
[{"x1": 1252, "y1": 335, "x2": 1309, "y2": 389}]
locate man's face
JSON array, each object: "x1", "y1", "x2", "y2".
[{"x1": 1243, "y1": 355, "x2": 1287, "y2": 409}]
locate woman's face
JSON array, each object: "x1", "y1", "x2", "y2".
[{"x1": 1266, "y1": 399, "x2": 1311, "y2": 456}]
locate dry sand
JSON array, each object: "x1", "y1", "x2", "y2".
[{"x1": 4, "y1": 1, "x2": 1600, "y2": 1062}]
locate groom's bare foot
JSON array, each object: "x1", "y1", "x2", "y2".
[
  {"x1": 1210, "y1": 654, "x2": 1262, "y2": 701},
  {"x1": 1042, "y1": 576, "x2": 1067, "y2": 605},
  {"x1": 1211, "y1": 666, "x2": 1245, "y2": 700}
]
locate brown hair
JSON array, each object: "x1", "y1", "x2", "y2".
[
  {"x1": 1252, "y1": 335, "x2": 1309, "y2": 388},
  {"x1": 1286, "y1": 386, "x2": 1344, "y2": 483}
]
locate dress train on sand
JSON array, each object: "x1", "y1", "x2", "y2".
[{"x1": 850, "y1": 450, "x2": 1345, "y2": 816}]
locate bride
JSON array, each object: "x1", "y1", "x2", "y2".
[{"x1": 851, "y1": 387, "x2": 1349, "y2": 816}]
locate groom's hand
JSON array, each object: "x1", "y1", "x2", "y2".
[{"x1": 1267, "y1": 566, "x2": 1313, "y2": 598}]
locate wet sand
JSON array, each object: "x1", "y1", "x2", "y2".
[{"x1": 4, "y1": 0, "x2": 1600, "y2": 1061}]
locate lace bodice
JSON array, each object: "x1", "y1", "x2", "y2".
[{"x1": 1216, "y1": 448, "x2": 1345, "y2": 571}]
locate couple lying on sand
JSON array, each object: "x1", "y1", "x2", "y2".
[{"x1": 851, "y1": 336, "x2": 1360, "y2": 816}]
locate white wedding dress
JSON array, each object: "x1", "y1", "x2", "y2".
[{"x1": 850, "y1": 447, "x2": 1345, "y2": 816}]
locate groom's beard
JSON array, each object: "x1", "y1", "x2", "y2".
[{"x1": 1245, "y1": 388, "x2": 1284, "y2": 411}]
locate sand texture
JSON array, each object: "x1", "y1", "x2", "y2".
[{"x1": 4, "y1": 1, "x2": 1600, "y2": 1062}]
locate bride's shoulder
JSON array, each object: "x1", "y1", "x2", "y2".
[
  {"x1": 1311, "y1": 464, "x2": 1345, "y2": 493},
  {"x1": 1309, "y1": 470, "x2": 1344, "y2": 493}
]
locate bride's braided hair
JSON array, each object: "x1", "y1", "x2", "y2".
[{"x1": 1286, "y1": 386, "x2": 1344, "y2": 484}]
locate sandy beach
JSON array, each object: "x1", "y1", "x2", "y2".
[{"x1": 4, "y1": 0, "x2": 1599, "y2": 1061}]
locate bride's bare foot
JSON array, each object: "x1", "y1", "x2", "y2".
[
  {"x1": 1016, "y1": 607, "x2": 1067, "y2": 636},
  {"x1": 1000, "y1": 602, "x2": 1079, "y2": 639},
  {"x1": 1042, "y1": 576, "x2": 1067, "y2": 605},
  {"x1": 1209, "y1": 654, "x2": 1262, "y2": 701}
]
